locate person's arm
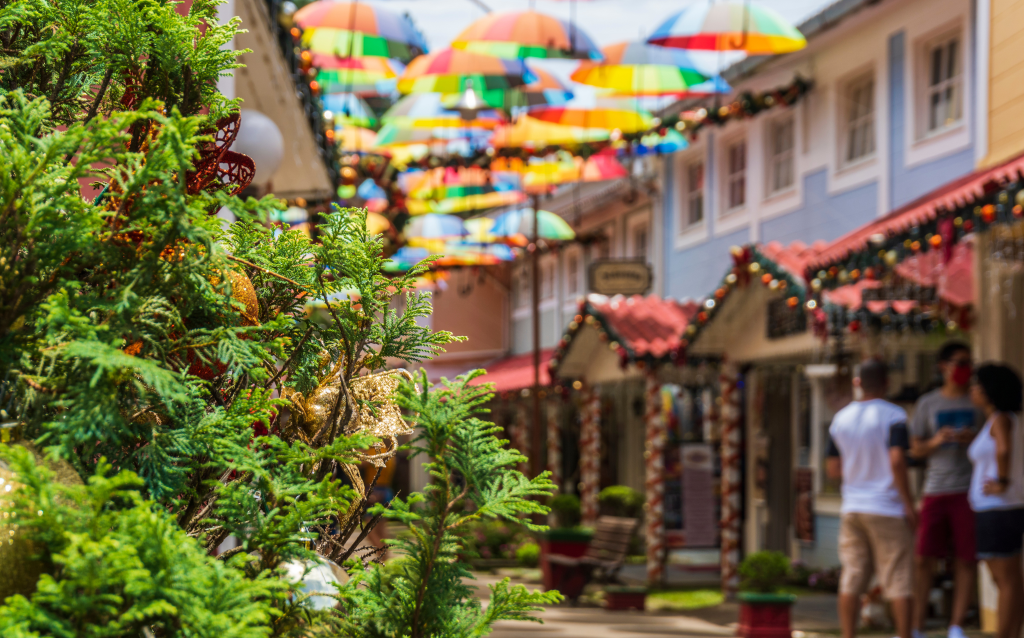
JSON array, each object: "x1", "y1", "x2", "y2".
[
  {"x1": 983, "y1": 413, "x2": 1013, "y2": 495},
  {"x1": 890, "y1": 421, "x2": 918, "y2": 527},
  {"x1": 908, "y1": 401, "x2": 953, "y2": 458},
  {"x1": 826, "y1": 435, "x2": 842, "y2": 480}
]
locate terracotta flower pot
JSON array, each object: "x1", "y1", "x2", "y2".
[
  {"x1": 604, "y1": 586, "x2": 646, "y2": 611},
  {"x1": 736, "y1": 592, "x2": 797, "y2": 638},
  {"x1": 539, "y1": 528, "x2": 593, "y2": 592}
]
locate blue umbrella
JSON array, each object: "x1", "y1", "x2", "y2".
[{"x1": 404, "y1": 214, "x2": 468, "y2": 239}]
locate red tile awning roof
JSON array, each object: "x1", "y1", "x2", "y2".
[
  {"x1": 806, "y1": 153, "x2": 1024, "y2": 273},
  {"x1": 758, "y1": 240, "x2": 829, "y2": 283},
  {"x1": 472, "y1": 349, "x2": 554, "y2": 392},
  {"x1": 592, "y1": 295, "x2": 701, "y2": 359},
  {"x1": 824, "y1": 239, "x2": 973, "y2": 312}
]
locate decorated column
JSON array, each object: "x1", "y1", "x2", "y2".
[
  {"x1": 546, "y1": 401, "x2": 561, "y2": 491},
  {"x1": 579, "y1": 384, "x2": 602, "y2": 526},
  {"x1": 643, "y1": 371, "x2": 667, "y2": 586},
  {"x1": 718, "y1": 363, "x2": 742, "y2": 599}
]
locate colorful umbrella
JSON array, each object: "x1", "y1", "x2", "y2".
[
  {"x1": 406, "y1": 190, "x2": 527, "y2": 215},
  {"x1": 404, "y1": 214, "x2": 467, "y2": 239},
  {"x1": 382, "y1": 93, "x2": 504, "y2": 129},
  {"x1": 336, "y1": 126, "x2": 377, "y2": 151},
  {"x1": 647, "y1": 2, "x2": 806, "y2": 54},
  {"x1": 294, "y1": 2, "x2": 427, "y2": 62},
  {"x1": 397, "y1": 48, "x2": 534, "y2": 94},
  {"x1": 324, "y1": 92, "x2": 377, "y2": 127},
  {"x1": 452, "y1": 10, "x2": 602, "y2": 60},
  {"x1": 374, "y1": 123, "x2": 492, "y2": 147},
  {"x1": 489, "y1": 208, "x2": 576, "y2": 241},
  {"x1": 504, "y1": 66, "x2": 574, "y2": 109},
  {"x1": 571, "y1": 41, "x2": 711, "y2": 96},
  {"x1": 309, "y1": 54, "x2": 402, "y2": 74},
  {"x1": 364, "y1": 211, "x2": 392, "y2": 235},
  {"x1": 527, "y1": 106, "x2": 654, "y2": 134},
  {"x1": 314, "y1": 67, "x2": 398, "y2": 94},
  {"x1": 491, "y1": 116, "x2": 608, "y2": 149},
  {"x1": 492, "y1": 153, "x2": 627, "y2": 193}
]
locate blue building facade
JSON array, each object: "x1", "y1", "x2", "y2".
[{"x1": 660, "y1": 0, "x2": 979, "y2": 302}]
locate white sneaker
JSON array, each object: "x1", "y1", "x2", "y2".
[{"x1": 948, "y1": 626, "x2": 967, "y2": 638}]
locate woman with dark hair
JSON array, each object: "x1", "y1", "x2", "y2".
[{"x1": 968, "y1": 364, "x2": 1024, "y2": 638}]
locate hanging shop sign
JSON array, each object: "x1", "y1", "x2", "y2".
[{"x1": 588, "y1": 259, "x2": 652, "y2": 296}]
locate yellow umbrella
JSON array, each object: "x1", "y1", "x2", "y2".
[{"x1": 490, "y1": 116, "x2": 609, "y2": 149}]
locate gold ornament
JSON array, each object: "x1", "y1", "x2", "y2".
[
  {"x1": 227, "y1": 270, "x2": 259, "y2": 326},
  {"x1": 0, "y1": 441, "x2": 82, "y2": 602},
  {"x1": 346, "y1": 369, "x2": 416, "y2": 466}
]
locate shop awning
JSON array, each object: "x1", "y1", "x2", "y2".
[
  {"x1": 824, "y1": 239, "x2": 974, "y2": 312},
  {"x1": 805, "y1": 153, "x2": 1024, "y2": 276},
  {"x1": 551, "y1": 294, "x2": 700, "y2": 380},
  {"x1": 472, "y1": 349, "x2": 554, "y2": 392}
]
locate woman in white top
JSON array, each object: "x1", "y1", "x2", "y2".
[{"x1": 968, "y1": 364, "x2": 1024, "y2": 638}]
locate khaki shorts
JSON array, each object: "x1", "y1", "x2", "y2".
[{"x1": 839, "y1": 512, "x2": 914, "y2": 599}]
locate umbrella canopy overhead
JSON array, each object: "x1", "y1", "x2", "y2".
[
  {"x1": 491, "y1": 115, "x2": 608, "y2": 149},
  {"x1": 452, "y1": 10, "x2": 603, "y2": 60},
  {"x1": 527, "y1": 106, "x2": 653, "y2": 134},
  {"x1": 491, "y1": 153, "x2": 627, "y2": 192},
  {"x1": 489, "y1": 208, "x2": 576, "y2": 241},
  {"x1": 324, "y1": 92, "x2": 378, "y2": 127},
  {"x1": 382, "y1": 93, "x2": 505, "y2": 129},
  {"x1": 397, "y1": 48, "x2": 535, "y2": 94},
  {"x1": 336, "y1": 126, "x2": 377, "y2": 151},
  {"x1": 404, "y1": 213, "x2": 468, "y2": 239},
  {"x1": 406, "y1": 190, "x2": 527, "y2": 215},
  {"x1": 314, "y1": 66, "x2": 398, "y2": 94},
  {"x1": 647, "y1": 2, "x2": 806, "y2": 54},
  {"x1": 294, "y1": 2, "x2": 427, "y2": 61},
  {"x1": 374, "y1": 122, "x2": 492, "y2": 147},
  {"x1": 571, "y1": 41, "x2": 712, "y2": 96}
]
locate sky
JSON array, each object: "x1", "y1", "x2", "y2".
[{"x1": 377, "y1": 0, "x2": 837, "y2": 53}]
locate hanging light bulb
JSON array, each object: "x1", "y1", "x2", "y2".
[{"x1": 453, "y1": 78, "x2": 486, "y2": 121}]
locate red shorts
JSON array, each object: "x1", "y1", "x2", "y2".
[{"x1": 915, "y1": 492, "x2": 976, "y2": 563}]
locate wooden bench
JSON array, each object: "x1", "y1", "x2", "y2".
[{"x1": 545, "y1": 516, "x2": 639, "y2": 602}]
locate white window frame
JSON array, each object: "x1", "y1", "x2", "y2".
[
  {"x1": 684, "y1": 160, "x2": 705, "y2": 228},
  {"x1": 674, "y1": 145, "x2": 709, "y2": 250},
  {"x1": 722, "y1": 138, "x2": 747, "y2": 213},
  {"x1": 625, "y1": 212, "x2": 651, "y2": 262},
  {"x1": 765, "y1": 114, "x2": 795, "y2": 196},
  {"x1": 540, "y1": 256, "x2": 555, "y2": 302},
  {"x1": 918, "y1": 29, "x2": 963, "y2": 140},
  {"x1": 839, "y1": 72, "x2": 876, "y2": 168}
]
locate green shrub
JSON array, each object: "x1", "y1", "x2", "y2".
[
  {"x1": 461, "y1": 520, "x2": 530, "y2": 560},
  {"x1": 549, "y1": 494, "x2": 581, "y2": 529},
  {"x1": 598, "y1": 486, "x2": 644, "y2": 518},
  {"x1": 738, "y1": 551, "x2": 791, "y2": 593},
  {"x1": 516, "y1": 543, "x2": 540, "y2": 567}
]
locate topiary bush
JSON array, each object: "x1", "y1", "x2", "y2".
[
  {"x1": 516, "y1": 542, "x2": 540, "y2": 568},
  {"x1": 738, "y1": 551, "x2": 791, "y2": 594},
  {"x1": 549, "y1": 494, "x2": 581, "y2": 529},
  {"x1": 598, "y1": 485, "x2": 644, "y2": 518}
]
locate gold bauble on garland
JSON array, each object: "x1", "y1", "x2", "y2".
[{"x1": 0, "y1": 439, "x2": 82, "y2": 602}]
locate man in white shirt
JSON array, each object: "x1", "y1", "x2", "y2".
[{"x1": 827, "y1": 359, "x2": 917, "y2": 638}]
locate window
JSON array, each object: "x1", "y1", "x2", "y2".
[
  {"x1": 566, "y1": 252, "x2": 579, "y2": 296},
  {"x1": 725, "y1": 141, "x2": 746, "y2": 210},
  {"x1": 632, "y1": 224, "x2": 648, "y2": 260},
  {"x1": 924, "y1": 34, "x2": 962, "y2": 134},
  {"x1": 514, "y1": 268, "x2": 530, "y2": 308},
  {"x1": 843, "y1": 75, "x2": 875, "y2": 164},
  {"x1": 685, "y1": 161, "x2": 704, "y2": 226},
  {"x1": 767, "y1": 116, "x2": 795, "y2": 193}
]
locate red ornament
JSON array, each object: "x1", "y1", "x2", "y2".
[
  {"x1": 1014, "y1": 205, "x2": 1023, "y2": 218},
  {"x1": 928, "y1": 234, "x2": 942, "y2": 248},
  {"x1": 698, "y1": 311, "x2": 708, "y2": 323},
  {"x1": 761, "y1": 273, "x2": 773, "y2": 285},
  {"x1": 849, "y1": 319, "x2": 861, "y2": 333},
  {"x1": 981, "y1": 204, "x2": 996, "y2": 223},
  {"x1": 864, "y1": 267, "x2": 875, "y2": 280},
  {"x1": 715, "y1": 288, "x2": 727, "y2": 299}
]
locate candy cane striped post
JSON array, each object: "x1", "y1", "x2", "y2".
[
  {"x1": 644, "y1": 371, "x2": 666, "y2": 587},
  {"x1": 546, "y1": 401, "x2": 561, "y2": 490},
  {"x1": 579, "y1": 383, "x2": 601, "y2": 526},
  {"x1": 719, "y1": 363, "x2": 742, "y2": 599}
]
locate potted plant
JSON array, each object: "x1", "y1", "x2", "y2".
[
  {"x1": 737, "y1": 551, "x2": 797, "y2": 638},
  {"x1": 598, "y1": 485, "x2": 644, "y2": 518},
  {"x1": 540, "y1": 494, "x2": 593, "y2": 591}
]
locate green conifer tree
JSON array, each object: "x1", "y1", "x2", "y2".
[{"x1": 0, "y1": 0, "x2": 559, "y2": 635}]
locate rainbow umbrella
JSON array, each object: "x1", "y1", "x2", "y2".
[
  {"x1": 452, "y1": 10, "x2": 602, "y2": 60},
  {"x1": 336, "y1": 126, "x2": 377, "y2": 151},
  {"x1": 375, "y1": 123, "x2": 492, "y2": 147},
  {"x1": 571, "y1": 41, "x2": 712, "y2": 96},
  {"x1": 406, "y1": 190, "x2": 527, "y2": 215},
  {"x1": 314, "y1": 68, "x2": 398, "y2": 94},
  {"x1": 404, "y1": 214, "x2": 467, "y2": 239},
  {"x1": 397, "y1": 48, "x2": 534, "y2": 94},
  {"x1": 364, "y1": 211, "x2": 392, "y2": 235},
  {"x1": 503, "y1": 66, "x2": 574, "y2": 109},
  {"x1": 294, "y1": 2, "x2": 427, "y2": 61},
  {"x1": 309, "y1": 54, "x2": 402, "y2": 74},
  {"x1": 527, "y1": 105, "x2": 653, "y2": 134},
  {"x1": 490, "y1": 208, "x2": 576, "y2": 241},
  {"x1": 491, "y1": 116, "x2": 608, "y2": 149},
  {"x1": 324, "y1": 92, "x2": 377, "y2": 127},
  {"x1": 382, "y1": 93, "x2": 504, "y2": 129},
  {"x1": 647, "y1": 2, "x2": 806, "y2": 54}
]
